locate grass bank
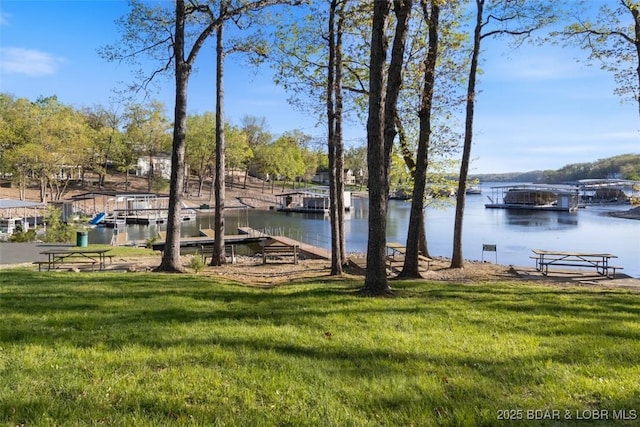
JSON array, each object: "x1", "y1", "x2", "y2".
[{"x1": 1, "y1": 270, "x2": 639, "y2": 426}]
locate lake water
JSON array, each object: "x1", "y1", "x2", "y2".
[{"x1": 88, "y1": 184, "x2": 640, "y2": 277}]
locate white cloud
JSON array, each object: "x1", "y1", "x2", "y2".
[
  {"x1": 601, "y1": 130, "x2": 640, "y2": 140},
  {"x1": 0, "y1": 47, "x2": 65, "y2": 76},
  {"x1": 501, "y1": 55, "x2": 583, "y2": 80},
  {"x1": 0, "y1": 11, "x2": 9, "y2": 25},
  {"x1": 483, "y1": 42, "x2": 594, "y2": 82}
]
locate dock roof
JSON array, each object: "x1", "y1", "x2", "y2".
[
  {"x1": 489, "y1": 183, "x2": 579, "y2": 193},
  {"x1": 0, "y1": 199, "x2": 46, "y2": 209},
  {"x1": 69, "y1": 191, "x2": 169, "y2": 200}
]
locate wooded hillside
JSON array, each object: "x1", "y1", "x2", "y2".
[{"x1": 473, "y1": 154, "x2": 640, "y2": 183}]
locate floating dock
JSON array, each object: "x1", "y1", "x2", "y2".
[
  {"x1": 275, "y1": 189, "x2": 351, "y2": 215},
  {"x1": 573, "y1": 179, "x2": 640, "y2": 205},
  {"x1": 152, "y1": 226, "x2": 330, "y2": 260},
  {"x1": 485, "y1": 180, "x2": 640, "y2": 212},
  {"x1": 485, "y1": 184, "x2": 580, "y2": 212}
]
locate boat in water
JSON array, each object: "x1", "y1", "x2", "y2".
[{"x1": 466, "y1": 186, "x2": 482, "y2": 195}]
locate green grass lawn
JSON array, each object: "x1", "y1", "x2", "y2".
[{"x1": 1, "y1": 270, "x2": 639, "y2": 426}]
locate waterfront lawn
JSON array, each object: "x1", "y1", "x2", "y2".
[{"x1": 1, "y1": 270, "x2": 639, "y2": 426}]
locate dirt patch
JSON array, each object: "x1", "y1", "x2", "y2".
[
  {"x1": 113, "y1": 253, "x2": 519, "y2": 286},
  {"x1": 107, "y1": 251, "x2": 640, "y2": 293}
]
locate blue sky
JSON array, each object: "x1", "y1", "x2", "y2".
[{"x1": 1, "y1": 1, "x2": 638, "y2": 174}]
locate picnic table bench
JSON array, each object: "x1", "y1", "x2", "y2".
[
  {"x1": 262, "y1": 242, "x2": 299, "y2": 265},
  {"x1": 35, "y1": 248, "x2": 113, "y2": 271},
  {"x1": 531, "y1": 249, "x2": 623, "y2": 279}
]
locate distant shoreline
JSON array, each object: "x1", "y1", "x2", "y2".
[{"x1": 608, "y1": 206, "x2": 640, "y2": 220}]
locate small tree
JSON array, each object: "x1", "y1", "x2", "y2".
[{"x1": 42, "y1": 207, "x2": 74, "y2": 243}]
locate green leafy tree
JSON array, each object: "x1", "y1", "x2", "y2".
[
  {"x1": 123, "y1": 101, "x2": 172, "y2": 192},
  {"x1": 225, "y1": 123, "x2": 253, "y2": 187},
  {"x1": 398, "y1": 0, "x2": 441, "y2": 278},
  {"x1": 81, "y1": 105, "x2": 124, "y2": 188},
  {"x1": 15, "y1": 96, "x2": 91, "y2": 202},
  {"x1": 451, "y1": 0, "x2": 557, "y2": 269},
  {"x1": 0, "y1": 95, "x2": 41, "y2": 199},
  {"x1": 362, "y1": 0, "x2": 413, "y2": 296},
  {"x1": 185, "y1": 112, "x2": 217, "y2": 197},
  {"x1": 554, "y1": 0, "x2": 640, "y2": 118},
  {"x1": 241, "y1": 115, "x2": 273, "y2": 189},
  {"x1": 344, "y1": 144, "x2": 367, "y2": 190},
  {"x1": 253, "y1": 140, "x2": 282, "y2": 193},
  {"x1": 270, "y1": 0, "x2": 374, "y2": 274}
]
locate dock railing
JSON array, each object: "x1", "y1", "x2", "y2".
[{"x1": 252, "y1": 226, "x2": 330, "y2": 249}]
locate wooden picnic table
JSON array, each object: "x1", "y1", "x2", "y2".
[
  {"x1": 386, "y1": 242, "x2": 407, "y2": 259},
  {"x1": 36, "y1": 248, "x2": 113, "y2": 271},
  {"x1": 385, "y1": 242, "x2": 432, "y2": 269},
  {"x1": 531, "y1": 249, "x2": 622, "y2": 278}
]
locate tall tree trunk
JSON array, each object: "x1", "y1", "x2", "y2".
[
  {"x1": 39, "y1": 175, "x2": 46, "y2": 203},
  {"x1": 335, "y1": 7, "x2": 346, "y2": 266},
  {"x1": 383, "y1": 0, "x2": 412, "y2": 178},
  {"x1": 362, "y1": 0, "x2": 392, "y2": 295},
  {"x1": 396, "y1": 117, "x2": 429, "y2": 258},
  {"x1": 147, "y1": 154, "x2": 153, "y2": 192},
  {"x1": 212, "y1": 10, "x2": 226, "y2": 266},
  {"x1": 328, "y1": 0, "x2": 343, "y2": 275},
  {"x1": 451, "y1": 0, "x2": 483, "y2": 269},
  {"x1": 400, "y1": 0, "x2": 438, "y2": 278},
  {"x1": 198, "y1": 175, "x2": 205, "y2": 197},
  {"x1": 362, "y1": 0, "x2": 412, "y2": 294},
  {"x1": 209, "y1": 166, "x2": 215, "y2": 202},
  {"x1": 157, "y1": 0, "x2": 189, "y2": 272}
]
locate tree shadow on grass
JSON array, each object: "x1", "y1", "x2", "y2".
[{"x1": 2, "y1": 270, "x2": 640, "y2": 426}]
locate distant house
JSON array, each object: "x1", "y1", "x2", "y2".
[
  {"x1": 136, "y1": 153, "x2": 172, "y2": 180},
  {"x1": 53, "y1": 165, "x2": 83, "y2": 181},
  {"x1": 312, "y1": 169, "x2": 356, "y2": 185}
]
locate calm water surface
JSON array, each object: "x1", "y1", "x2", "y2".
[{"x1": 89, "y1": 184, "x2": 640, "y2": 277}]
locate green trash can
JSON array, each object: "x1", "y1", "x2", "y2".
[{"x1": 76, "y1": 231, "x2": 88, "y2": 247}]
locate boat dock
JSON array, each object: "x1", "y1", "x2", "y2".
[
  {"x1": 485, "y1": 179, "x2": 640, "y2": 212},
  {"x1": 152, "y1": 226, "x2": 330, "y2": 260},
  {"x1": 275, "y1": 189, "x2": 351, "y2": 215},
  {"x1": 573, "y1": 179, "x2": 640, "y2": 205},
  {"x1": 485, "y1": 184, "x2": 580, "y2": 212}
]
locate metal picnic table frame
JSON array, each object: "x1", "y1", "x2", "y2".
[
  {"x1": 531, "y1": 249, "x2": 621, "y2": 279},
  {"x1": 36, "y1": 248, "x2": 113, "y2": 271}
]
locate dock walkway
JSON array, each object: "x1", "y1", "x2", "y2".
[
  {"x1": 266, "y1": 235, "x2": 331, "y2": 260},
  {"x1": 152, "y1": 226, "x2": 330, "y2": 260}
]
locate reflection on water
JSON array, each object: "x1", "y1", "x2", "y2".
[
  {"x1": 88, "y1": 186, "x2": 640, "y2": 277},
  {"x1": 505, "y1": 210, "x2": 578, "y2": 229}
]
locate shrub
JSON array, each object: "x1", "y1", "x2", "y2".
[
  {"x1": 188, "y1": 254, "x2": 206, "y2": 273},
  {"x1": 8, "y1": 223, "x2": 37, "y2": 242},
  {"x1": 41, "y1": 206, "x2": 74, "y2": 243}
]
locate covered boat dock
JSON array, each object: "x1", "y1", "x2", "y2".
[
  {"x1": 485, "y1": 184, "x2": 580, "y2": 212},
  {"x1": 275, "y1": 189, "x2": 352, "y2": 215}
]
